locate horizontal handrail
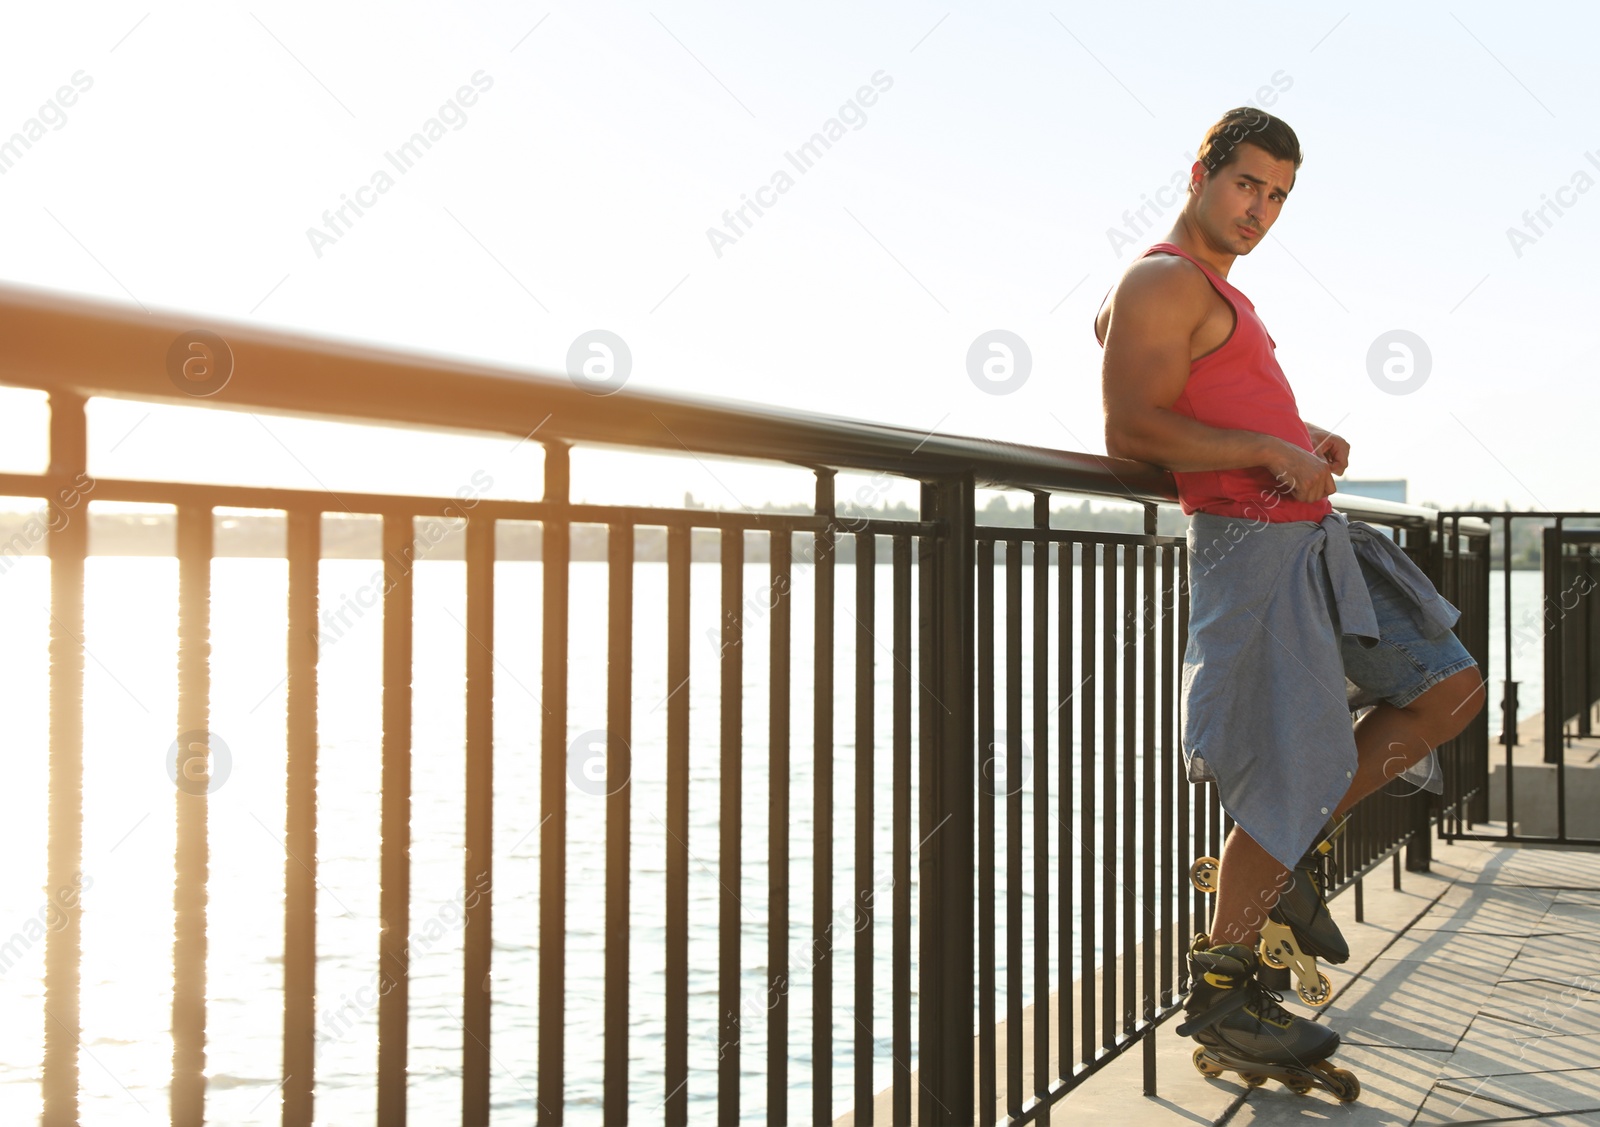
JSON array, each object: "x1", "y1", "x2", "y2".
[
  {"x1": 0, "y1": 280, "x2": 1169, "y2": 500},
  {"x1": 0, "y1": 280, "x2": 1487, "y2": 533}
]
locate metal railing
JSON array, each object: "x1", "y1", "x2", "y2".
[
  {"x1": 1435, "y1": 511, "x2": 1600, "y2": 847},
  {"x1": 0, "y1": 280, "x2": 1490, "y2": 1125}
]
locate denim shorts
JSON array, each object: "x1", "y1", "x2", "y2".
[{"x1": 1340, "y1": 553, "x2": 1477, "y2": 711}]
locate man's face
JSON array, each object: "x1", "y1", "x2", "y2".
[{"x1": 1191, "y1": 141, "x2": 1296, "y2": 255}]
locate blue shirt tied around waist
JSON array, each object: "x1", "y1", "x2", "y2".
[{"x1": 1182, "y1": 509, "x2": 1460, "y2": 869}]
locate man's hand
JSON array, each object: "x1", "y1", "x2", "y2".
[
  {"x1": 1305, "y1": 423, "x2": 1351, "y2": 476},
  {"x1": 1263, "y1": 437, "x2": 1337, "y2": 503}
]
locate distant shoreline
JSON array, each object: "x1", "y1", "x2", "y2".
[{"x1": 0, "y1": 508, "x2": 1557, "y2": 568}]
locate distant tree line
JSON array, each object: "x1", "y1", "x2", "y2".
[{"x1": 0, "y1": 496, "x2": 1585, "y2": 568}]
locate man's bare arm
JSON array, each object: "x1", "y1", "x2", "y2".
[{"x1": 1101, "y1": 259, "x2": 1333, "y2": 500}]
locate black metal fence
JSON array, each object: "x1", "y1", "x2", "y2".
[
  {"x1": 0, "y1": 281, "x2": 1494, "y2": 1125},
  {"x1": 1436, "y1": 511, "x2": 1600, "y2": 847},
  {"x1": 958, "y1": 499, "x2": 1491, "y2": 1125}
]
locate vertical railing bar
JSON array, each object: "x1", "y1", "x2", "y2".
[
  {"x1": 1121, "y1": 547, "x2": 1137, "y2": 1044},
  {"x1": 1189, "y1": 547, "x2": 1219, "y2": 947},
  {"x1": 1079, "y1": 543, "x2": 1096, "y2": 1070},
  {"x1": 1450, "y1": 518, "x2": 1465, "y2": 837},
  {"x1": 464, "y1": 514, "x2": 496, "y2": 1126},
  {"x1": 1555, "y1": 518, "x2": 1569, "y2": 841},
  {"x1": 813, "y1": 471, "x2": 836, "y2": 1127},
  {"x1": 917, "y1": 506, "x2": 934, "y2": 1113},
  {"x1": 1454, "y1": 525, "x2": 1463, "y2": 832},
  {"x1": 538, "y1": 444, "x2": 571, "y2": 1124},
  {"x1": 891, "y1": 533, "x2": 912, "y2": 1127},
  {"x1": 1058, "y1": 540, "x2": 1075, "y2": 1081},
  {"x1": 1502, "y1": 516, "x2": 1515, "y2": 838},
  {"x1": 665, "y1": 523, "x2": 691, "y2": 1127},
  {"x1": 769, "y1": 530, "x2": 793, "y2": 1126},
  {"x1": 1476, "y1": 527, "x2": 1493, "y2": 828},
  {"x1": 1450, "y1": 522, "x2": 1463, "y2": 832},
  {"x1": 1159, "y1": 545, "x2": 1176, "y2": 1010},
  {"x1": 602, "y1": 522, "x2": 633, "y2": 1123},
  {"x1": 719, "y1": 528, "x2": 745, "y2": 1124},
  {"x1": 1140, "y1": 515, "x2": 1157, "y2": 1096},
  {"x1": 1584, "y1": 540, "x2": 1593, "y2": 742},
  {"x1": 1459, "y1": 525, "x2": 1465, "y2": 826},
  {"x1": 853, "y1": 532, "x2": 875, "y2": 1125},
  {"x1": 1030, "y1": 502, "x2": 1050, "y2": 1117},
  {"x1": 378, "y1": 513, "x2": 415, "y2": 1127},
  {"x1": 917, "y1": 476, "x2": 976, "y2": 1125},
  {"x1": 1544, "y1": 522, "x2": 1562, "y2": 771},
  {"x1": 1453, "y1": 526, "x2": 1465, "y2": 830},
  {"x1": 1446, "y1": 518, "x2": 1459, "y2": 838},
  {"x1": 1175, "y1": 552, "x2": 1192, "y2": 990},
  {"x1": 1004, "y1": 539, "x2": 1023, "y2": 1119},
  {"x1": 43, "y1": 391, "x2": 87, "y2": 1126},
  {"x1": 1101, "y1": 546, "x2": 1118, "y2": 1051},
  {"x1": 173, "y1": 504, "x2": 213, "y2": 1127},
  {"x1": 976, "y1": 538, "x2": 996, "y2": 1127},
  {"x1": 283, "y1": 509, "x2": 321, "y2": 1127},
  {"x1": 1214, "y1": 806, "x2": 1228, "y2": 889},
  {"x1": 1482, "y1": 528, "x2": 1494, "y2": 826}
]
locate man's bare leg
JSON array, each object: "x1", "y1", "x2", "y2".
[
  {"x1": 1208, "y1": 667, "x2": 1485, "y2": 946},
  {"x1": 1210, "y1": 827, "x2": 1289, "y2": 946},
  {"x1": 1334, "y1": 666, "x2": 1485, "y2": 818}
]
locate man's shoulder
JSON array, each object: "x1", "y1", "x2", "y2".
[
  {"x1": 1120, "y1": 248, "x2": 1210, "y2": 292},
  {"x1": 1107, "y1": 250, "x2": 1213, "y2": 320}
]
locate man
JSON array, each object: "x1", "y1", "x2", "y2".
[{"x1": 1096, "y1": 107, "x2": 1483, "y2": 1096}]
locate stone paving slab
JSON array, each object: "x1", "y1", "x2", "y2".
[
  {"x1": 1415, "y1": 1069, "x2": 1600, "y2": 1123},
  {"x1": 1332, "y1": 956, "x2": 1505, "y2": 1053},
  {"x1": 1477, "y1": 976, "x2": 1600, "y2": 1036},
  {"x1": 1500, "y1": 932, "x2": 1600, "y2": 983},
  {"x1": 1454, "y1": 843, "x2": 1600, "y2": 890},
  {"x1": 1403, "y1": 883, "x2": 1557, "y2": 934},
  {"x1": 1378, "y1": 927, "x2": 1527, "y2": 968},
  {"x1": 1445, "y1": 1014, "x2": 1600, "y2": 1077}
]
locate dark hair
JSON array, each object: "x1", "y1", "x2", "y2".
[{"x1": 1197, "y1": 107, "x2": 1302, "y2": 178}]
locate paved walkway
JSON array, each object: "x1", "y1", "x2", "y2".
[{"x1": 1061, "y1": 836, "x2": 1600, "y2": 1125}]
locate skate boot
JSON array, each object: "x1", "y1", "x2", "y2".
[
  {"x1": 1177, "y1": 933, "x2": 1359, "y2": 1102},
  {"x1": 1261, "y1": 816, "x2": 1350, "y2": 1005}
]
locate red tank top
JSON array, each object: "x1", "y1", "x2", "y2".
[{"x1": 1105, "y1": 242, "x2": 1332, "y2": 523}]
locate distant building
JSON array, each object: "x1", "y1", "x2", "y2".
[{"x1": 1338, "y1": 478, "x2": 1407, "y2": 504}]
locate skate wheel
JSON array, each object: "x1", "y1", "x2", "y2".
[
  {"x1": 1288, "y1": 1080, "x2": 1313, "y2": 1095},
  {"x1": 1317, "y1": 1065, "x2": 1361, "y2": 1102},
  {"x1": 1240, "y1": 1072, "x2": 1269, "y2": 1088},
  {"x1": 1259, "y1": 943, "x2": 1289, "y2": 969},
  {"x1": 1190, "y1": 856, "x2": 1220, "y2": 894},
  {"x1": 1191, "y1": 1046, "x2": 1224, "y2": 1078},
  {"x1": 1296, "y1": 972, "x2": 1333, "y2": 1007}
]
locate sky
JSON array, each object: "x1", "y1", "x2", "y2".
[{"x1": 0, "y1": 0, "x2": 1596, "y2": 514}]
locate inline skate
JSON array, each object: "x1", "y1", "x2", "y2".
[{"x1": 1177, "y1": 933, "x2": 1359, "y2": 1101}]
